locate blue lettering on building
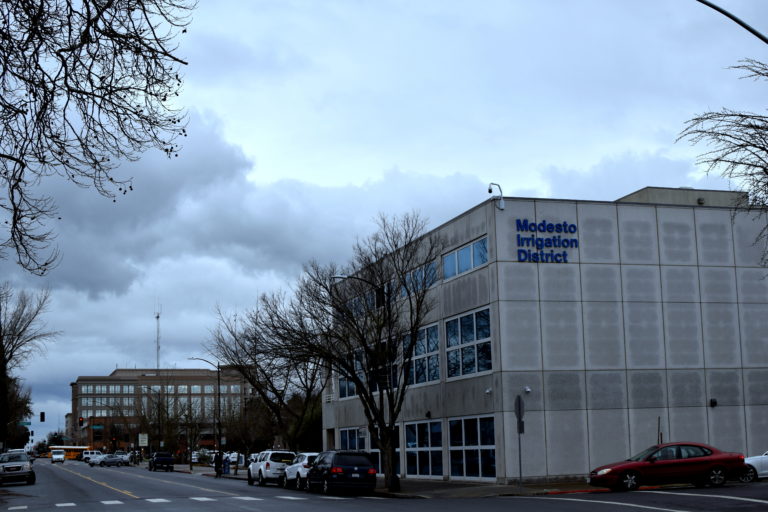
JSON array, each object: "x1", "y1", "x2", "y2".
[{"x1": 515, "y1": 219, "x2": 578, "y2": 263}]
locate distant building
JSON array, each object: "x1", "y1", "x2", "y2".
[
  {"x1": 69, "y1": 368, "x2": 248, "y2": 452},
  {"x1": 322, "y1": 187, "x2": 768, "y2": 482}
]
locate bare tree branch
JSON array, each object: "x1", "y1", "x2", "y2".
[{"x1": 0, "y1": 0, "x2": 194, "y2": 274}]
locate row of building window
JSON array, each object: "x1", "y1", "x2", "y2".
[
  {"x1": 80, "y1": 384, "x2": 242, "y2": 395},
  {"x1": 339, "y1": 307, "x2": 492, "y2": 398},
  {"x1": 340, "y1": 416, "x2": 495, "y2": 479},
  {"x1": 443, "y1": 237, "x2": 488, "y2": 280}
]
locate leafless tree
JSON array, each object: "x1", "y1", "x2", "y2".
[
  {"x1": 679, "y1": 59, "x2": 768, "y2": 264},
  {"x1": 208, "y1": 309, "x2": 324, "y2": 452},
  {"x1": 0, "y1": 283, "x2": 57, "y2": 444},
  {"x1": 257, "y1": 212, "x2": 442, "y2": 491},
  {"x1": 0, "y1": 0, "x2": 194, "y2": 275}
]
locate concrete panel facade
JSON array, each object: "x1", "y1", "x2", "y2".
[{"x1": 322, "y1": 189, "x2": 768, "y2": 483}]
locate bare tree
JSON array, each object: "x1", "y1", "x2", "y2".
[
  {"x1": 258, "y1": 212, "x2": 442, "y2": 491},
  {"x1": 0, "y1": 283, "x2": 57, "y2": 444},
  {"x1": 209, "y1": 309, "x2": 324, "y2": 452},
  {"x1": 679, "y1": 59, "x2": 768, "y2": 264},
  {"x1": 0, "y1": 0, "x2": 194, "y2": 274}
]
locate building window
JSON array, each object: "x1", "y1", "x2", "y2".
[
  {"x1": 204, "y1": 385, "x2": 214, "y2": 394},
  {"x1": 123, "y1": 385, "x2": 134, "y2": 393},
  {"x1": 177, "y1": 385, "x2": 188, "y2": 394},
  {"x1": 339, "y1": 376, "x2": 357, "y2": 398},
  {"x1": 340, "y1": 427, "x2": 366, "y2": 451},
  {"x1": 231, "y1": 384, "x2": 241, "y2": 394},
  {"x1": 442, "y1": 237, "x2": 488, "y2": 280},
  {"x1": 95, "y1": 385, "x2": 107, "y2": 394},
  {"x1": 405, "y1": 421, "x2": 443, "y2": 477},
  {"x1": 191, "y1": 385, "x2": 201, "y2": 394},
  {"x1": 108, "y1": 385, "x2": 120, "y2": 394},
  {"x1": 165, "y1": 385, "x2": 174, "y2": 394},
  {"x1": 446, "y1": 308, "x2": 491, "y2": 378},
  {"x1": 406, "y1": 325, "x2": 440, "y2": 385},
  {"x1": 151, "y1": 385, "x2": 161, "y2": 394},
  {"x1": 449, "y1": 416, "x2": 495, "y2": 478}
]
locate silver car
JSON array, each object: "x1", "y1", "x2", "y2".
[
  {"x1": 0, "y1": 452, "x2": 35, "y2": 485},
  {"x1": 247, "y1": 450, "x2": 295, "y2": 486}
]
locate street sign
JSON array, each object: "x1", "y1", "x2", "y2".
[
  {"x1": 138, "y1": 433, "x2": 148, "y2": 447},
  {"x1": 18, "y1": 421, "x2": 31, "y2": 426},
  {"x1": 91, "y1": 425, "x2": 104, "y2": 430}
]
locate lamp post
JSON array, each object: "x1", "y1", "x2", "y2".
[{"x1": 188, "y1": 357, "x2": 221, "y2": 460}]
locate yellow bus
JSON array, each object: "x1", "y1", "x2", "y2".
[{"x1": 47, "y1": 445, "x2": 90, "y2": 461}]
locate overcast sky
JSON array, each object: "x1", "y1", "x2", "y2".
[{"x1": 6, "y1": 0, "x2": 767, "y2": 445}]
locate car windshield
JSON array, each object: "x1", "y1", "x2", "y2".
[
  {"x1": 627, "y1": 445, "x2": 660, "y2": 462},
  {"x1": 52, "y1": 450, "x2": 65, "y2": 455},
  {"x1": 270, "y1": 452, "x2": 294, "y2": 463},
  {"x1": 0, "y1": 453, "x2": 28, "y2": 463}
]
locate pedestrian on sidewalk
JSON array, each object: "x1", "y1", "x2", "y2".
[{"x1": 214, "y1": 452, "x2": 223, "y2": 478}]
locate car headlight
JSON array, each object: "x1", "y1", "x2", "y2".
[
  {"x1": 596, "y1": 468, "x2": 612, "y2": 476},
  {"x1": 22, "y1": 463, "x2": 31, "y2": 471}
]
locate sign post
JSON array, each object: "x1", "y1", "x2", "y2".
[{"x1": 514, "y1": 394, "x2": 525, "y2": 487}]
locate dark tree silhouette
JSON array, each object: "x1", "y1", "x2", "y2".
[
  {"x1": 0, "y1": 283, "x2": 57, "y2": 444},
  {"x1": 0, "y1": 1, "x2": 193, "y2": 274}
]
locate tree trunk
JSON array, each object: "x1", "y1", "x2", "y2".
[{"x1": 381, "y1": 434, "x2": 400, "y2": 491}]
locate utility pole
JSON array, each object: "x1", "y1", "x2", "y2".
[{"x1": 155, "y1": 303, "x2": 162, "y2": 369}]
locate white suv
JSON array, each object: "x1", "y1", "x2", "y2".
[
  {"x1": 51, "y1": 449, "x2": 66, "y2": 464},
  {"x1": 283, "y1": 452, "x2": 318, "y2": 490},
  {"x1": 247, "y1": 450, "x2": 295, "y2": 486},
  {"x1": 82, "y1": 450, "x2": 102, "y2": 463}
]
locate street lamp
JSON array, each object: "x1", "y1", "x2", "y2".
[{"x1": 188, "y1": 357, "x2": 221, "y2": 457}]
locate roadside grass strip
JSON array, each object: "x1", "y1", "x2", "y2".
[{"x1": 548, "y1": 497, "x2": 688, "y2": 512}]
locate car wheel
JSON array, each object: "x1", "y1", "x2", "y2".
[
  {"x1": 247, "y1": 470, "x2": 254, "y2": 486},
  {"x1": 322, "y1": 477, "x2": 332, "y2": 495},
  {"x1": 258, "y1": 472, "x2": 266, "y2": 486},
  {"x1": 739, "y1": 465, "x2": 757, "y2": 483},
  {"x1": 706, "y1": 466, "x2": 727, "y2": 487},
  {"x1": 100, "y1": 462, "x2": 105, "y2": 467},
  {"x1": 116, "y1": 462, "x2": 122, "y2": 467},
  {"x1": 282, "y1": 475, "x2": 290, "y2": 489},
  {"x1": 26, "y1": 474, "x2": 35, "y2": 485},
  {"x1": 278, "y1": 475, "x2": 285, "y2": 488},
  {"x1": 296, "y1": 475, "x2": 303, "y2": 491},
  {"x1": 617, "y1": 471, "x2": 640, "y2": 491}
]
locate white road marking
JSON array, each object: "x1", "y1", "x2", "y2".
[
  {"x1": 360, "y1": 496, "x2": 385, "y2": 499},
  {"x1": 321, "y1": 496, "x2": 350, "y2": 500},
  {"x1": 145, "y1": 498, "x2": 170, "y2": 503},
  {"x1": 548, "y1": 497, "x2": 688, "y2": 512},
  {"x1": 101, "y1": 501, "x2": 123, "y2": 505},
  {"x1": 232, "y1": 496, "x2": 263, "y2": 501},
  {"x1": 55, "y1": 505, "x2": 76, "y2": 508},
  {"x1": 647, "y1": 490, "x2": 768, "y2": 505},
  {"x1": 276, "y1": 496, "x2": 307, "y2": 500},
  {"x1": 8, "y1": 507, "x2": 28, "y2": 510},
  {"x1": 190, "y1": 497, "x2": 216, "y2": 501}
]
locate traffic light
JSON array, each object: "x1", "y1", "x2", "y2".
[
  {"x1": 40, "y1": 412, "x2": 45, "y2": 422},
  {"x1": 78, "y1": 417, "x2": 84, "y2": 427},
  {"x1": 30, "y1": 431, "x2": 34, "y2": 436}
]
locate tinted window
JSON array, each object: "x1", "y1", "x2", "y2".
[
  {"x1": 0, "y1": 453, "x2": 28, "y2": 462},
  {"x1": 307, "y1": 455, "x2": 317, "y2": 464},
  {"x1": 270, "y1": 452, "x2": 294, "y2": 463},
  {"x1": 681, "y1": 445, "x2": 709, "y2": 458},
  {"x1": 335, "y1": 454, "x2": 372, "y2": 466}
]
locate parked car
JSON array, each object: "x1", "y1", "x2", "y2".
[
  {"x1": 113, "y1": 451, "x2": 130, "y2": 464},
  {"x1": 306, "y1": 450, "x2": 377, "y2": 494},
  {"x1": 51, "y1": 449, "x2": 66, "y2": 464},
  {"x1": 90, "y1": 454, "x2": 123, "y2": 467},
  {"x1": 740, "y1": 450, "x2": 768, "y2": 482},
  {"x1": 82, "y1": 450, "x2": 103, "y2": 463},
  {"x1": 284, "y1": 452, "x2": 319, "y2": 490},
  {"x1": 247, "y1": 450, "x2": 295, "y2": 486},
  {"x1": 589, "y1": 441, "x2": 747, "y2": 491},
  {"x1": 148, "y1": 452, "x2": 175, "y2": 472},
  {"x1": 0, "y1": 452, "x2": 35, "y2": 485}
]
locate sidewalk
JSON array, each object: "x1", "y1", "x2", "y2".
[{"x1": 160, "y1": 463, "x2": 596, "y2": 498}]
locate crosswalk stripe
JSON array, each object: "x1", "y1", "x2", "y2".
[
  {"x1": 276, "y1": 496, "x2": 307, "y2": 500},
  {"x1": 55, "y1": 504, "x2": 76, "y2": 508},
  {"x1": 145, "y1": 499, "x2": 170, "y2": 503},
  {"x1": 321, "y1": 496, "x2": 350, "y2": 500},
  {"x1": 190, "y1": 497, "x2": 216, "y2": 501},
  {"x1": 232, "y1": 497, "x2": 263, "y2": 501},
  {"x1": 8, "y1": 507, "x2": 28, "y2": 510},
  {"x1": 101, "y1": 501, "x2": 123, "y2": 505}
]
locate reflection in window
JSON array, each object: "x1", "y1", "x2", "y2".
[
  {"x1": 442, "y1": 237, "x2": 489, "y2": 280},
  {"x1": 405, "y1": 421, "x2": 442, "y2": 477},
  {"x1": 449, "y1": 416, "x2": 495, "y2": 478},
  {"x1": 446, "y1": 308, "x2": 492, "y2": 378}
]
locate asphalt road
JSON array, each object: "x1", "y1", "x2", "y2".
[{"x1": 2, "y1": 461, "x2": 768, "y2": 512}]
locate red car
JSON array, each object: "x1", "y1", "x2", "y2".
[{"x1": 589, "y1": 442, "x2": 746, "y2": 491}]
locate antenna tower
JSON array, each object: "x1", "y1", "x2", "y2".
[{"x1": 155, "y1": 303, "x2": 162, "y2": 369}]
